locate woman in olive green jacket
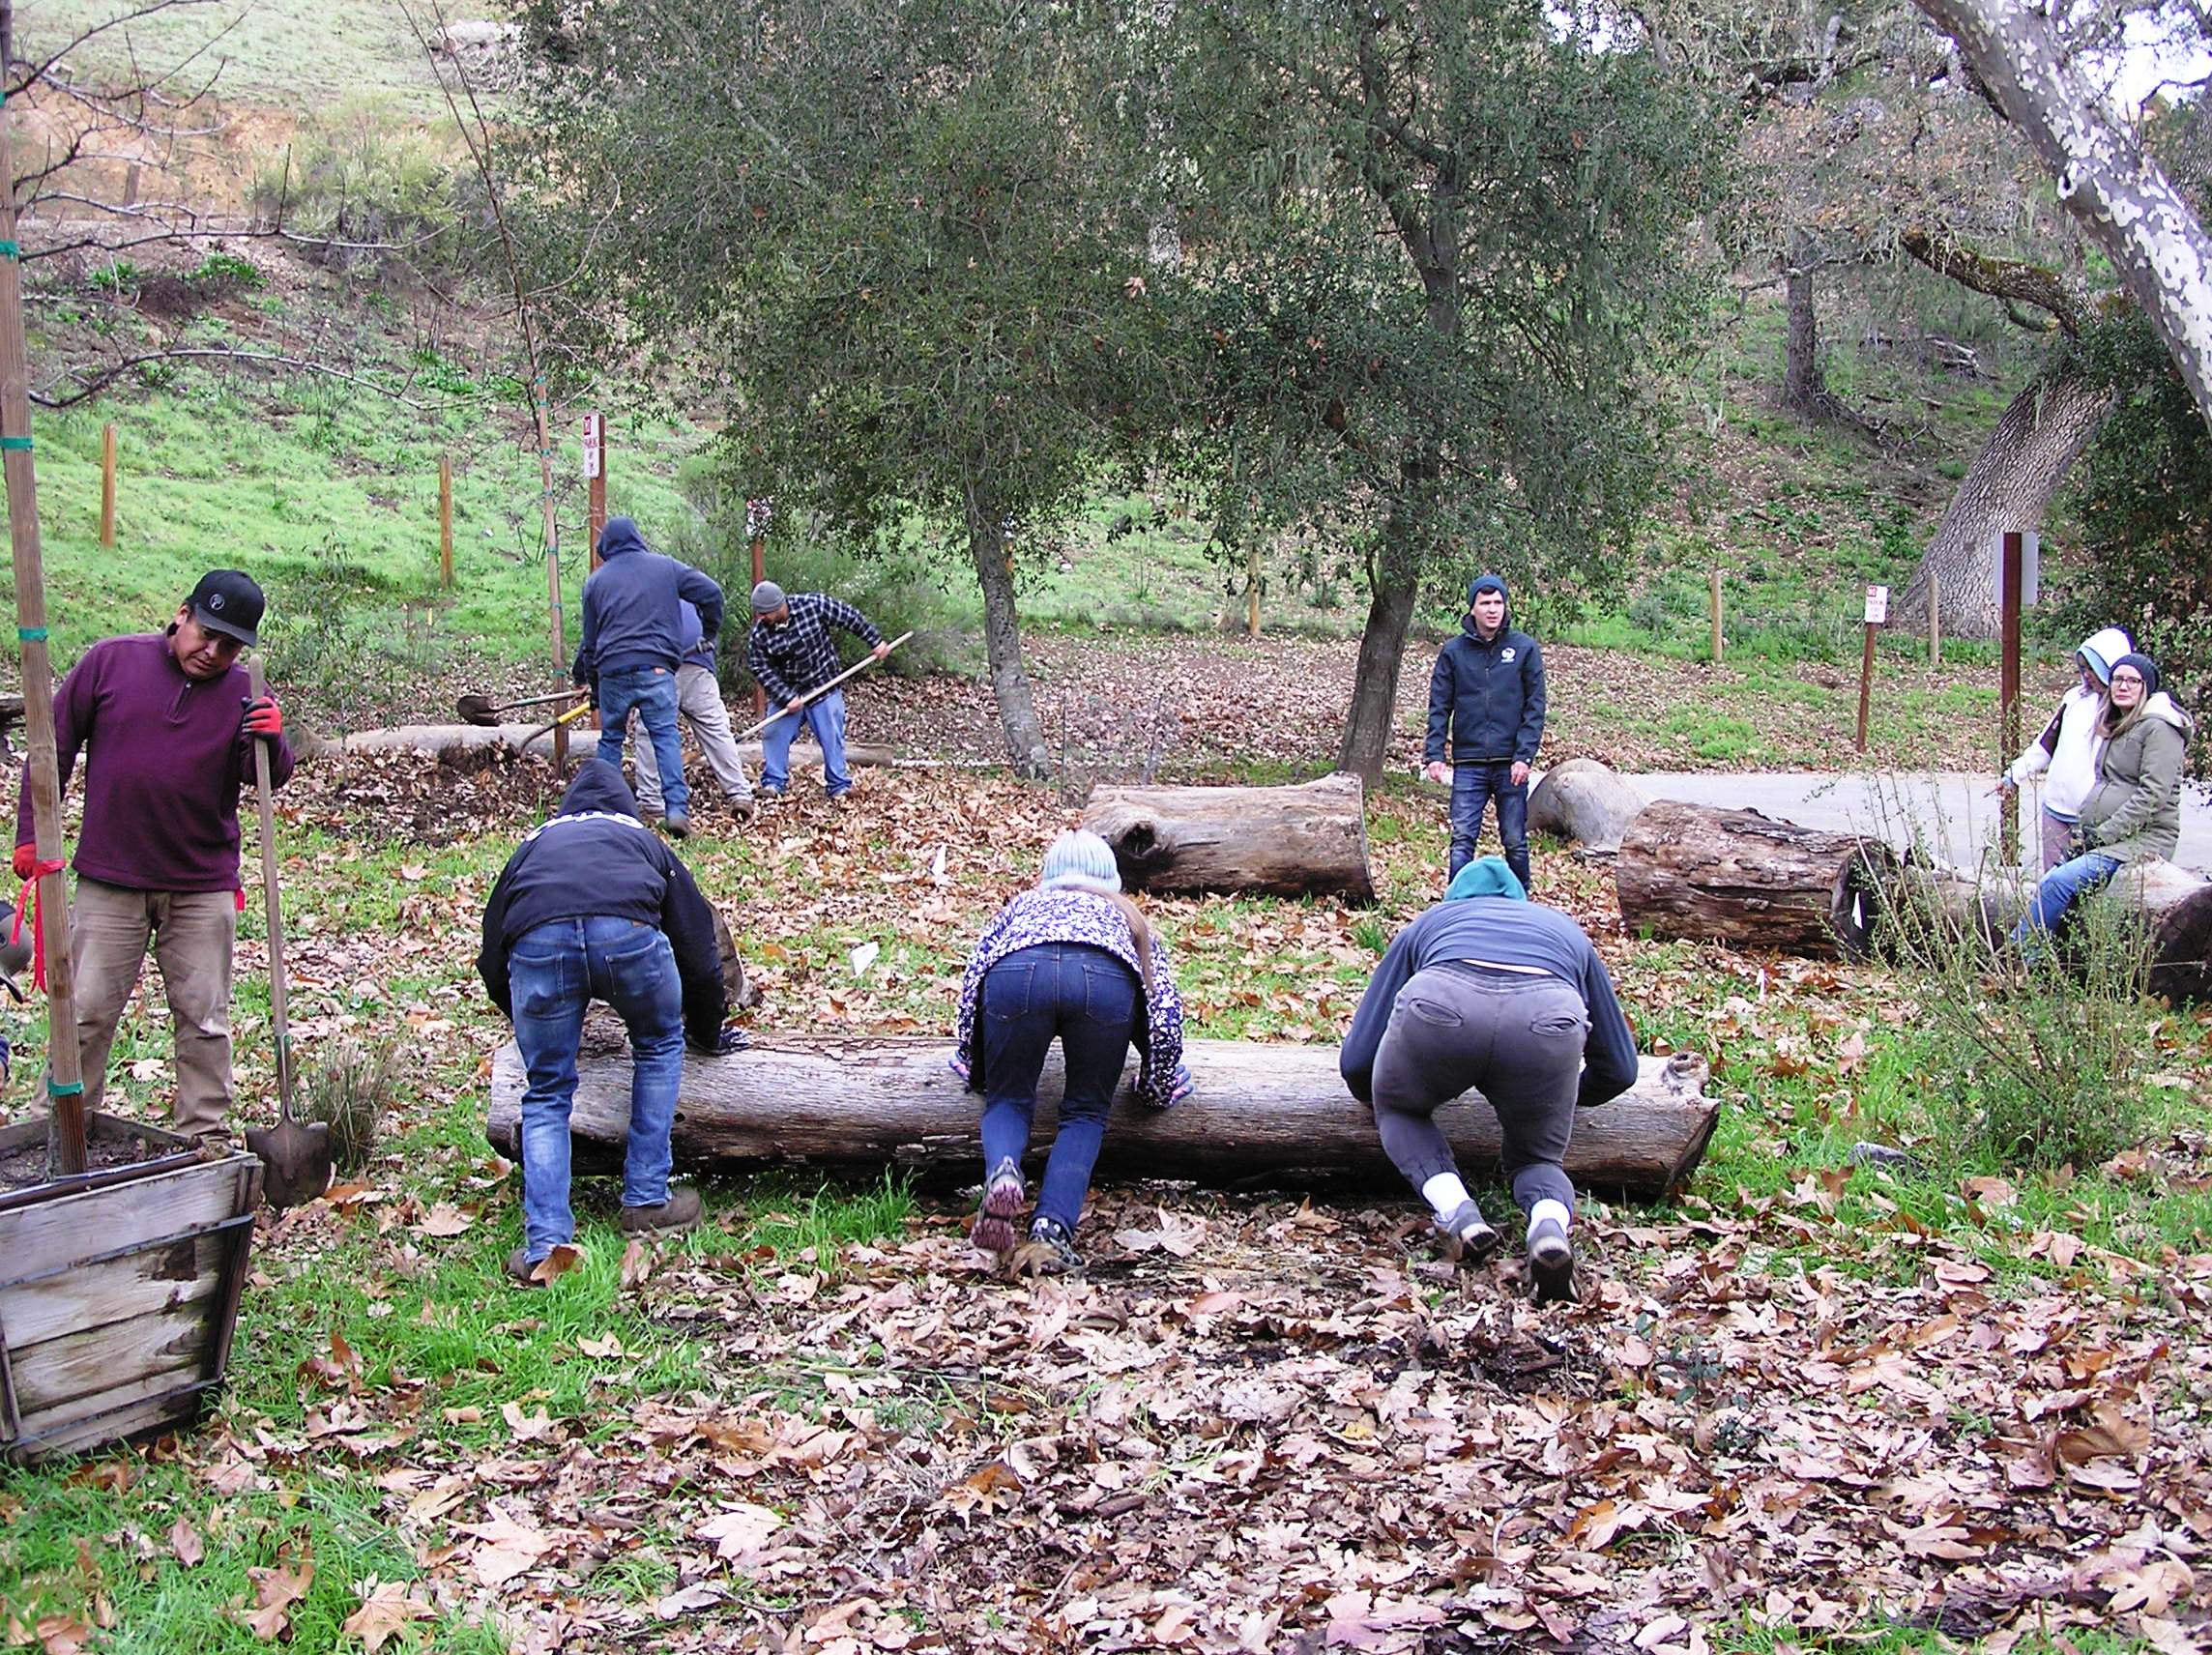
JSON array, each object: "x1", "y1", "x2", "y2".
[{"x1": 2013, "y1": 653, "x2": 2195, "y2": 944}]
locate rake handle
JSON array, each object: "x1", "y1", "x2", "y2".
[{"x1": 733, "y1": 631, "x2": 912, "y2": 743}]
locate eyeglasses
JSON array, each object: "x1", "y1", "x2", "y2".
[{"x1": 2110, "y1": 672, "x2": 2145, "y2": 686}]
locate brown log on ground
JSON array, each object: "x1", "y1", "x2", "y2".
[
  {"x1": 1615, "y1": 800, "x2": 1898, "y2": 959},
  {"x1": 1081, "y1": 773, "x2": 1376, "y2": 902},
  {"x1": 1906, "y1": 857, "x2": 2212, "y2": 1002},
  {"x1": 297, "y1": 724, "x2": 896, "y2": 770},
  {"x1": 484, "y1": 1036, "x2": 1719, "y2": 1202}
]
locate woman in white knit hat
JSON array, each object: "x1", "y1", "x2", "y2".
[
  {"x1": 1994, "y1": 625, "x2": 2132, "y2": 870},
  {"x1": 948, "y1": 830, "x2": 1192, "y2": 1273}
]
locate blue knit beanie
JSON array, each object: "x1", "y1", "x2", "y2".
[
  {"x1": 2110, "y1": 653, "x2": 2161, "y2": 696},
  {"x1": 1444, "y1": 855, "x2": 1528, "y2": 902},
  {"x1": 1468, "y1": 573, "x2": 1509, "y2": 608},
  {"x1": 1040, "y1": 830, "x2": 1122, "y2": 894}
]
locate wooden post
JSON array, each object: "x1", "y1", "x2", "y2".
[
  {"x1": 0, "y1": 102, "x2": 88, "y2": 1175},
  {"x1": 1709, "y1": 569, "x2": 1724, "y2": 664},
  {"x1": 748, "y1": 497, "x2": 770, "y2": 716},
  {"x1": 1246, "y1": 547, "x2": 1262, "y2": 640},
  {"x1": 530, "y1": 392, "x2": 568, "y2": 770},
  {"x1": 98, "y1": 422, "x2": 116, "y2": 549},
  {"x1": 437, "y1": 457, "x2": 452, "y2": 590},
  {"x1": 1999, "y1": 531, "x2": 2023, "y2": 865},
  {"x1": 1855, "y1": 584, "x2": 1887, "y2": 753},
  {"x1": 1928, "y1": 568, "x2": 1941, "y2": 668},
  {"x1": 582, "y1": 410, "x2": 606, "y2": 567}
]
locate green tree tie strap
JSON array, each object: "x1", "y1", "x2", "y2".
[
  {"x1": 17, "y1": 625, "x2": 45, "y2": 641},
  {"x1": 0, "y1": 241, "x2": 19, "y2": 259},
  {"x1": 47, "y1": 1080, "x2": 83, "y2": 1097},
  {"x1": 0, "y1": 436, "x2": 30, "y2": 450}
]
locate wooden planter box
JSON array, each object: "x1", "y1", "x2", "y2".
[{"x1": 0, "y1": 1113, "x2": 261, "y2": 1466}]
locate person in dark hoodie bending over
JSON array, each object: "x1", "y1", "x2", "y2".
[
  {"x1": 570, "y1": 517, "x2": 725, "y2": 841},
  {"x1": 1424, "y1": 574, "x2": 1547, "y2": 890},
  {"x1": 479, "y1": 760, "x2": 731, "y2": 1287},
  {"x1": 1339, "y1": 857, "x2": 1639, "y2": 1304}
]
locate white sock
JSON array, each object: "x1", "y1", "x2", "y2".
[
  {"x1": 1529, "y1": 1198, "x2": 1571, "y2": 1235},
  {"x1": 1421, "y1": 1173, "x2": 1474, "y2": 1225}
]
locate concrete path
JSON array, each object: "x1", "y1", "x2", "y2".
[{"x1": 1619, "y1": 770, "x2": 2212, "y2": 875}]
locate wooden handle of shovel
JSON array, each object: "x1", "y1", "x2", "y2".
[
  {"x1": 247, "y1": 663, "x2": 295, "y2": 1120},
  {"x1": 733, "y1": 630, "x2": 912, "y2": 743}
]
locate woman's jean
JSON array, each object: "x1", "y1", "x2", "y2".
[
  {"x1": 759, "y1": 688, "x2": 851, "y2": 798},
  {"x1": 2010, "y1": 851, "x2": 2123, "y2": 953},
  {"x1": 978, "y1": 943, "x2": 1138, "y2": 1232},
  {"x1": 509, "y1": 915, "x2": 684, "y2": 1260},
  {"x1": 598, "y1": 666, "x2": 688, "y2": 819}
]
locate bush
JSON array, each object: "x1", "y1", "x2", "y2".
[
  {"x1": 299, "y1": 1037, "x2": 399, "y2": 1175},
  {"x1": 1880, "y1": 860, "x2": 2155, "y2": 1172},
  {"x1": 250, "y1": 99, "x2": 480, "y2": 283}
]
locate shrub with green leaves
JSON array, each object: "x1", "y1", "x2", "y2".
[{"x1": 250, "y1": 98, "x2": 479, "y2": 282}]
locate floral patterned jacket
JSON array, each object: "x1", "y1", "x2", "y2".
[{"x1": 949, "y1": 888, "x2": 1192, "y2": 1108}]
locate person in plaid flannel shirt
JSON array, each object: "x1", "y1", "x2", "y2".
[{"x1": 743, "y1": 582, "x2": 890, "y2": 801}]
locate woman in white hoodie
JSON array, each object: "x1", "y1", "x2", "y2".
[{"x1": 1994, "y1": 625, "x2": 2133, "y2": 870}]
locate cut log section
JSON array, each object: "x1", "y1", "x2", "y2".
[
  {"x1": 1081, "y1": 773, "x2": 1376, "y2": 903},
  {"x1": 485, "y1": 1036, "x2": 1719, "y2": 1202},
  {"x1": 1615, "y1": 799, "x2": 1897, "y2": 959},
  {"x1": 1528, "y1": 759, "x2": 1646, "y2": 855},
  {"x1": 299, "y1": 724, "x2": 896, "y2": 771}
]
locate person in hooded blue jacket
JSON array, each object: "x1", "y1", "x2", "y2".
[
  {"x1": 479, "y1": 760, "x2": 732, "y2": 1286},
  {"x1": 570, "y1": 517, "x2": 725, "y2": 841},
  {"x1": 1339, "y1": 857, "x2": 1638, "y2": 1304},
  {"x1": 1424, "y1": 574, "x2": 1546, "y2": 890}
]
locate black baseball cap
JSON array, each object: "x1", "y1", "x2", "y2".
[{"x1": 185, "y1": 569, "x2": 264, "y2": 646}]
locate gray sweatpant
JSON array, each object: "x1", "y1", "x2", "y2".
[{"x1": 1370, "y1": 963, "x2": 1587, "y2": 1213}]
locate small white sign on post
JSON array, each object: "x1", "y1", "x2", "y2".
[
  {"x1": 1991, "y1": 530, "x2": 2040, "y2": 604},
  {"x1": 1864, "y1": 584, "x2": 1889, "y2": 625},
  {"x1": 581, "y1": 412, "x2": 603, "y2": 480}
]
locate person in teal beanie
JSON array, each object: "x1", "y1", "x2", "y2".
[{"x1": 1339, "y1": 857, "x2": 1638, "y2": 1302}]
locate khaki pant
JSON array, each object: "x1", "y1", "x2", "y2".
[
  {"x1": 70, "y1": 878, "x2": 236, "y2": 1138},
  {"x1": 630, "y1": 662, "x2": 756, "y2": 814}
]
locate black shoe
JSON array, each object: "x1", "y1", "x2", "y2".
[
  {"x1": 663, "y1": 814, "x2": 691, "y2": 841},
  {"x1": 1527, "y1": 1215, "x2": 1577, "y2": 1304},
  {"x1": 1435, "y1": 1199, "x2": 1499, "y2": 1263},
  {"x1": 1010, "y1": 1215, "x2": 1082, "y2": 1276}
]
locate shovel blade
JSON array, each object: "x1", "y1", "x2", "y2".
[
  {"x1": 246, "y1": 1118, "x2": 334, "y2": 1209},
  {"x1": 457, "y1": 693, "x2": 502, "y2": 726}
]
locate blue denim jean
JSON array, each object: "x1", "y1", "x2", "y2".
[
  {"x1": 1449, "y1": 761, "x2": 1530, "y2": 888},
  {"x1": 978, "y1": 943, "x2": 1138, "y2": 1233},
  {"x1": 509, "y1": 915, "x2": 684, "y2": 1261},
  {"x1": 2010, "y1": 850, "x2": 2123, "y2": 953},
  {"x1": 758, "y1": 688, "x2": 850, "y2": 798},
  {"x1": 597, "y1": 666, "x2": 687, "y2": 819}
]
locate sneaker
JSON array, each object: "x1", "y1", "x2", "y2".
[
  {"x1": 663, "y1": 814, "x2": 691, "y2": 841},
  {"x1": 1435, "y1": 1199, "x2": 1499, "y2": 1263},
  {"x1": 1012, "y1": 1215, "x2": 1083, "y2": 1277},
  {"x1": 620, "y1": 1186, "x2": 703, "y2": 1236},
  {"x1": 506, "y1": 1246, "x2": 545, "y2": 1288},
  {"x1": 731, "y1": 798, "x2": 758, "y2": 825},
  {"x1": 1527, "y1": 1214, "x2": 1577, "y2": 1305},
  {"x1": 972, "y1": 1159, "x2": 1025, "y2": 1256}
]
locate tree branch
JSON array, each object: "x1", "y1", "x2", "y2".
[{"x1": 1898, "y1": 226, "x2": 2084, "y2": 336}]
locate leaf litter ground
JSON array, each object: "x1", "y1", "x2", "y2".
[{"x1": 3, "y1": 664, "x2": 2207, "y2": 1655}]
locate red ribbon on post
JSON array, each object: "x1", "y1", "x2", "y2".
[{"x1": 14, "y1": 860, "x2": 65, "y2": 990}]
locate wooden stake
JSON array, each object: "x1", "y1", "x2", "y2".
[
  {"x1": 437, "y1": 456, "x2": 452, "y2": 590},
  {"x1": 1928, "y1": 568, "x2": 1941, "y2": 668},
  {"x1": 2000, "y1": 532, "x2": 2023, "y2": 864},
  {"x1": 1854, "y1": 584, "x2": 1887, "y2": 754},
  {"x1": 750, "y1": 527, "x2": 768, "y2": 716},
  {"x1": 1709, "y1": 569, "x2": 1724, "y2": 664},
  {"x1": 98, "y1": 422, "x2": 115, "y2": 548},
  {"x1": 1246, "y1": 547, "x2": 1261, "y2": 640},
  {"x1": 0, "y1": 102, "x2": 88, "y2": 1174}
]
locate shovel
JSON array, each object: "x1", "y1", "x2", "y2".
[
  {"x1": 241, "y1": 663, "x2": 331, "y2": 1208},
  {"x1": 732, "y1": 630, "x2": 913, "y2": 742},
  {"x1": 457, "y1": 688, "x2": 584, "y2": 727}
]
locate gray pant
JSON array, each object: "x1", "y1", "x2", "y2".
[
  {"x1": 629, "y1": 663, "x2": 755, "y2": 814},
  {"x1": 1370, "y1": 963, "x2": 1586, "y2": 1213}
]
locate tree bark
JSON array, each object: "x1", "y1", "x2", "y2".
[
  {"x1": 1615, "y1": 800, "x2": 1899, "y2": 959},
  {"x1": 1911, "y1": 0, "x2": 2212, "y2": 432},
  {"x1": 1781, "y1": 245, "x2": 1829, "y2": 416},
  {"x1": 1335, "y1": 549, "x2": 1419, "y2": 784},
  {"x1": 295, "y1": 724, "x2": 896, "y2": 770},
  {"x1": 1081, "y1": 773, "x2": 1376, "y2": 902},
  {"x1": 484, "y1": 1037, "x2": 1721, "y2": 1203},
  {"x1": 963, "y1": 492, "x2": 1053, "y2": 777},
  {"x1": 1890, "y1": 356, "x2": 2112, "y2": 638}
]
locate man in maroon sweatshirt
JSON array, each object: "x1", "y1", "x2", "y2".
[{"x1": 15, "y1": 570, "x2": 291, "y2": 1141}]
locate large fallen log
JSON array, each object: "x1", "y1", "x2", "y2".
[
  {"x1": 1615, "y1": 800, "x2": 1897, "y2": 959},
  {"x1": 299, "y1": 723, "x2": 895, "y2": 770},
  {"x1": 1905, "y1": 857, "x2": 2212, "y2": 1003},
  {"x1": 484, "y1": 1036, "x2": 1718, "y2": 1202},
  {"x1": 1080, "y1": 773, "x2": 1376, "y2": 902}
]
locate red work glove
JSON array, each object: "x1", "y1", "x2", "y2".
[
  {"x1": 11, "y1": 843, "x2": 35, "y2": 882},
  {"x1": 243, "y1": 693, "x2": 283, "y2": 739}
]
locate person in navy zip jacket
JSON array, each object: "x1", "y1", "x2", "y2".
[
  {"x1": 570, "y1": 517, "x2": 724, "y2": 841},
  {"x1": 1424, "y1": 573, "x2": 1546, "y2": 890}
]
